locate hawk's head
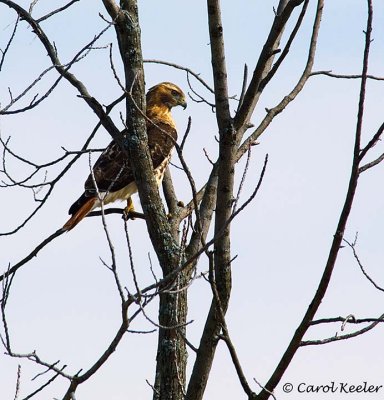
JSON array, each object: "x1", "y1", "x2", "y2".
[{"x1": 147, "y1": 82, "x2": 187, "y2": 110}]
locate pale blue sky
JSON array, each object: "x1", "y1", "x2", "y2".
[{"x1": 1, "y1": 1, "x2": 384, "y2": 399}]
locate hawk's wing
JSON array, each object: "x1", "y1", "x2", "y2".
[
  {"x1": 68, "y1": 122, "x2": 177, "y2": 216},
  {"x1": 85, "y1": 121, "x2": 177, "y2": 193}
]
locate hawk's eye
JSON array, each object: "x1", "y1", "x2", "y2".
[{"x1": 171, "y1": 89, "x2": 179, "y2": 97}]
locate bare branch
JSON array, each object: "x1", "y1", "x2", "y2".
[
  {"x1": 0, "y1": 228, "x2": 65, "y2": 282},
  {"x1": 344, "y1": 238, "x2": 384, "y2": 292},
  {"x1": 253, "y1": 378, "x2": 277, "y2": 400},
  {"x1": 310, "y1": 70, "x2": 384, "y2": 81},
  {"x1": 237, "y1": 64, "x2": 248, "y2": 111},
  {"x1": 359, "y1": 151, "x2": 384, "y2": 173},
  {"x1": 0, "y1": 15, "x2": 19, "y2": 72},
  {"x1": 301, "y1": 313, "x2": 384, "y2": 346},
  {"x1": 259, "y1": 0, "x2": 310, "y2": 92},
  {"x1": 0, "y1": 90, "x2": 124, "y2": 236},
  {"x1": 186, "y1": 72, "x2": 216, "y2": 109},
  {"x1": 0, "y1": 0, "x2": 123, "y2": 147},
  {"x1": 180, "y1": 116, "x2": 192, "y2": 151},
  {"x1": 89, "y1": 154, "x2": 127, "y2": 303},
  {"x1": 359, "y1": 120, "x2": 384, "y2": 162},
  {"x1": 2, "y1": 350, "x2": 73, "y2": 380},
  {"x1": 144, "y1": 59, "x2": 214, "y2": 94},
  {"x1": 311, "y1": 316, "x2": 384, "y2": 326},
  {"x1": 237, "y1": 0, "x2": 322, "y2": 162},
  {"x1": 1, "y1": 23, "x2": 112, "y2": 115},
  {"x1": 234, "y1": 0, "x2": 305, "y2": 133},
  {"x1": 22, "y1": 369, "x2": 63, "y2": 400},
  {"x1": 13, "y1": 365, "x2": 21, "y2": 400},
  {"x1": 232, "y1": 145, "x2": 252, "y2": 213},
  {"x1": 36, "y1": 0, "x2": 80, "y2": 23}
]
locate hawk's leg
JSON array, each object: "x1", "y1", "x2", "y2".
[{"x1": 123, "y1": 197, "x2": 136, "y2": 220}]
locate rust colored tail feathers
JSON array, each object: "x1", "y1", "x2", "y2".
[{"x1": 63, "y1": 196, "x2": 97, "y2": 231}]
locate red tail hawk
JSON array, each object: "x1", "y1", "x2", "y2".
[{"x1": 63, "y1": 82, "x2": 187, "y2": 231}]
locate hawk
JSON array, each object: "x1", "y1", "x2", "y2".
[{"x1": 63, "y1": 82, "x2": 187, "y2": 231}]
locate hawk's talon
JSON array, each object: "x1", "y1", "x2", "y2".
[
  {"x1": 124, "y1": 197, "x2": 136, "y2": 220},
  {"x1": 123, "y1": 210, "x2": 136, "y2": 221}
]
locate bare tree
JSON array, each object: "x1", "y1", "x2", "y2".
[{"x1": 1, "y1": 1, "x2": 384, "y2": 399}]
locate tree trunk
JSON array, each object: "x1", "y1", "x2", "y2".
[{"x1": 154, "y1": 280, "x2": 188, "y2": 400}]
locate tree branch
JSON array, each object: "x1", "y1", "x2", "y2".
[
  {"x1": 36, "y1": 0, "x2": 80, "y2": 23},
  {"x1": 0, "y1": 14, "x2": 19, "y2": 72},
  {"x1": 0, "y1": 0, "x2": 123, "y2": 146},
  {"x1": 144, "y1": 59, "x2": 214, "y2": 94},
  {"x1": 234, "y1": 0, "x2": 305, "y2": 134},
  {"x1": 302, "y1": 313, "x2": 384, "y2": 346},
  {"x1": 186, "y1": 1, "x2": 235, "y2": 396}
]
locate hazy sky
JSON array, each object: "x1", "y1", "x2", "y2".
[{"x1": 1, "y1": 1, "x2": 384, "y2": 399}]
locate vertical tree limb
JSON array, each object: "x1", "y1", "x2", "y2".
[{"x1": 186, "y1": 1, "x2": 236, "y2": 399}]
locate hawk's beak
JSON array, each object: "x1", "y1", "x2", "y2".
[{"x1": 180, "y1": 99, "x2": 187, "y2": 110}]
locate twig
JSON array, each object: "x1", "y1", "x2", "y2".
[
  {"x1": 36, "y1": 0, "x2": 80, "y2": 23},
  {"x1": 343, "y1": 238, "x2": 384, "y2": 292},
  {"x1": 143, "y1": 59, "x2": 214, "y2": 93},
  {"x1": 180, "y1": 117, "x2": 192, "y2": 151},
  {"x1": 22, "y1": 370, "x2": 63, "y2": 400},
  {"x1": 186, "y1": 72, "x2": 216, "y2": 109},
  {"x1": 341, "y1": 314, "x2": 356, "y2": 331},
  {"x1": 253, "y1": 378, "x2": 277, "y2": 400},
  {"x1": 146, "y1": 379, "x2": 160, "y2": 397},
  {"x1": 13, "y1": 365, "x2": 21, "y2": 400},
  {"x1": 0, "y1": 15, "x2": 19, "y2": 72},
  {"x1": 203, "y1": 148, "x2": 215, "y2": 166},
  {"x1": 232, "y1": 145, "x2": 252, "y2": 213},
  {"x1": 3, "y1": 351, "x2": 73, "y2": 380},
  {"x1": 359, "y1": 120, "x2": 384, "y2": 162},
  {"x1": 124, "y1": 219, "x2": 141, "y2": 297},
  {"x1": 147, "y1": 253, "x2": 158, "y2": 284},
  {"x1": 88, "y1": 153, "x2": 126, "y2": 302},
  {"x1": 310, "y1": 70, "x2": 384, "y2": 81},
  {"x1": 237, "y1": 64, "x2": 248, "y2": 111},
  {"x1": 0, "y1": 228, "x2": 65, "y2": 282},
  {"x1": 28, "y1": 0, "x2": 39, "y2": 14},
  {"x1": 359, "y1": 152, "x2": 384, "y2": 173}
]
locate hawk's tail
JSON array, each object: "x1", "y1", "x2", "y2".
[{"x1": 63, "y1": 197, "x2": 97, "y2": 231}]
